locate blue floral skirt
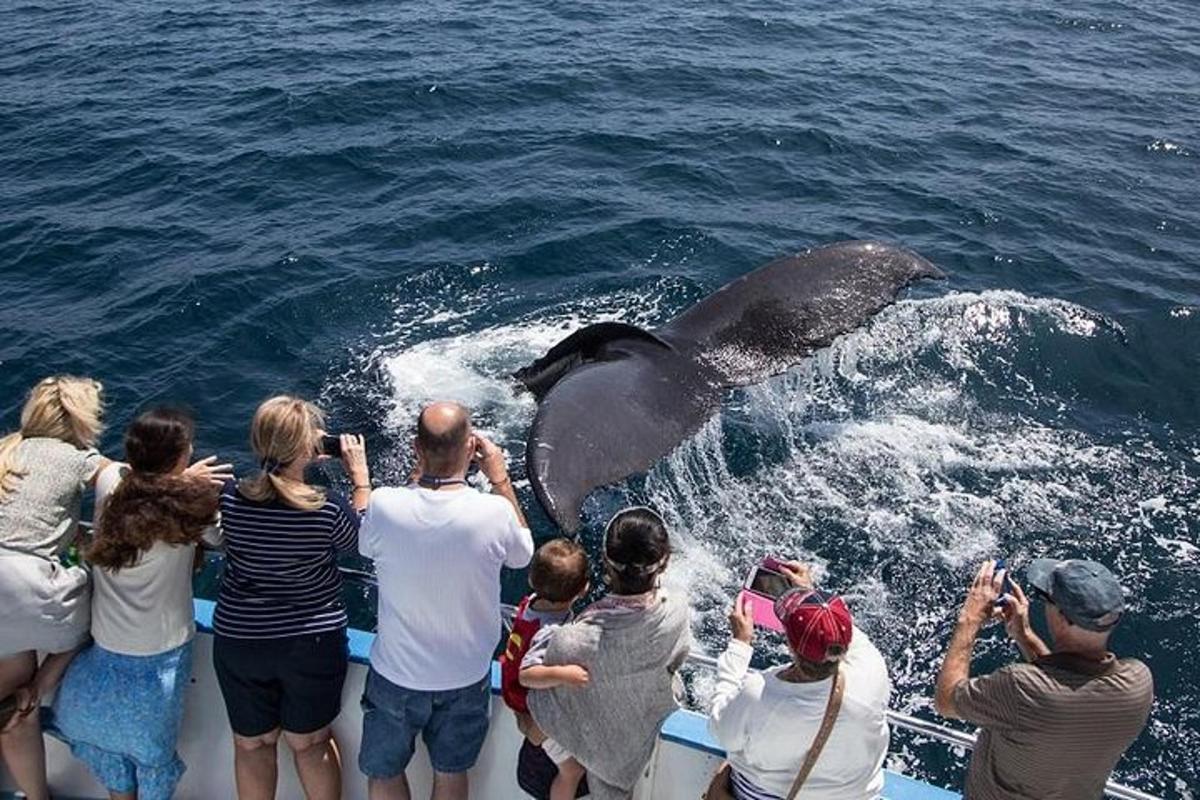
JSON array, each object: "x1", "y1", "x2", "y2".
[{"x1": 46, "y1": 640, "x2": 193, "y2": 800}]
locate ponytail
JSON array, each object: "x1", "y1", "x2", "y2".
[{"x1": 238, "y1": 471, "x2": 326, "y2": 512}]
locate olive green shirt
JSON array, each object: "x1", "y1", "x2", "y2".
[{"x1": 953, "y1": 652, "x2": 1153, "y2": 800}]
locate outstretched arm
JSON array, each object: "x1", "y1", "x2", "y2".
[{"x1": 520, "y1": 664, "x2": 589, "y2": 690}]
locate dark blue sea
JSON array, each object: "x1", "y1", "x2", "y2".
[{"x1": 2, "y1": 0, "x2": 1198, "y2": 794}]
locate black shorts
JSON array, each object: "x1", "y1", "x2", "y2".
[{"x1": 213, "y1": 630, "x2": 349, "y2": 737}]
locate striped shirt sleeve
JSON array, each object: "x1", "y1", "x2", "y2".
[
  {"x1": 952, "y1": 665, "x2": 1028, "y2": 731},
  {"x1": 329, "y1": 494, "x2": 360, "y2": 552}
]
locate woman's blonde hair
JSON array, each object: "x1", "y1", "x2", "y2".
[
  {"x1": 238, "y1": 395, "x2": 326, "y2": 511},
  {"x1": 0, "y1": 375, "x2": 105, "y2": 500}
]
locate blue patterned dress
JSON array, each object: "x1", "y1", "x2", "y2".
[{"x1": 47, "y1": 640, "x2": 193, "y2": 800}]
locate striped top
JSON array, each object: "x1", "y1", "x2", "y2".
[
  {"x1": 953, "y1": 651, "x2": 1153, "y2": 800},
  {"x1": 213, "y1": 481, "x2": 359, "y2": 639}
]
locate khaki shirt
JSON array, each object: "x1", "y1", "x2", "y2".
[{"x1": 953, "y1": 652, "x2": 1153, "y2": 800}]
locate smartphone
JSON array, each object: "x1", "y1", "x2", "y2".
[
  {"x1": 994, "y1": 558, "x2": 1014, "y2": 607},
  {"x1": 737, "y1": 561, "x2": 790, "y2": 633},
  {"x1": 320, "y1": 434, "x2": 343, "y2": 459},
  {"x1": 748, "y1": 565, "x2": 792, "y2": 599}
]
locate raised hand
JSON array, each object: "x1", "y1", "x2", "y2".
[
  {"x1": 184, "y1": 455, "x2": 234, "y2": 486},
  {"x1": 961, "y1": 560, "x2": 1006, "y2": 627},
  {"x1": 474, "y1": 433, "x2": 510, "y2": 485},
  {"x1": 779, "y1": 561, "x2": 815, "y2": 591},
  {"x1": 339, "y1": 434, "x2": 369, "y2": 486},
  {"x1": 995, "y1": 579, "x2": 1032, "y2": 636},
  {"x1": 729, "y1": 593, "x2": 755, "y2": 645}
]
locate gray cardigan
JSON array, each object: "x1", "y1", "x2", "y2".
[{"x1": 528, "y1": 590, "x2": 691, "y2": 800}]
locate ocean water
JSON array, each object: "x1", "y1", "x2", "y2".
[{"x1": 2, "y1": 0, "x2": 1198, "y2": 794}]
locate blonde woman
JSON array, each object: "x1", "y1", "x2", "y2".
[
  {"x1": 0, "y1": 376, "x2": 109, "y2": 800},
  {"x1": 213, "y1": 396, "x2": 369, "y2": 800}
]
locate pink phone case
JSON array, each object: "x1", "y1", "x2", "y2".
[{"x1": 738, "y1": 589, "x2": 785, "y2": 632}]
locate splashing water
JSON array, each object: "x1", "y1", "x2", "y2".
[{"x1": 363, "y1": 286, "x2": 1198, "y2": 794}]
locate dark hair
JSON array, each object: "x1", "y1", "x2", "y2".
[
  {"x1": 604, "y1": 507, "x2": 671, "y2": 595},
  {"x1": 416, "y1": 404, "x2": 471, "y2": 475},
  {"x1": 87, "y1": 408, "x2": 219, "y2": 571},
  {"x1": 530, "y1": 538, "x2": 590, "y2": 603}
]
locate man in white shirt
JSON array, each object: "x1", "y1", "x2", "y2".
[
  {"x1": 708, "y1": 563, "x2": 891, "y2": 800},
  {"x1": 358, "y1": 402, "x2": 535, "y2": 800}
]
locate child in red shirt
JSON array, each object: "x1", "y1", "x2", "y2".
[{"x1": 501, "y1": 539, "x2": 590, "y2": 800}]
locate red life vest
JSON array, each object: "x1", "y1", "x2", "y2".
[{"x1": 500, "y1": 595, "x2": 542, "y2": 713}]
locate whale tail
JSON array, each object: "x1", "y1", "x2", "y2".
[{"x1": 519, "y1": 241, "x2": 945, "y2": 532}]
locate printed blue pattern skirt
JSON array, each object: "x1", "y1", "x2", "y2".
[{"x1": 47, "y1": 640, "x2": 193, "y2": 800}]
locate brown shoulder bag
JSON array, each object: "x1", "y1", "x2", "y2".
[{"x1": 703, "y1": 666, "x2": 845, "y2": 800}]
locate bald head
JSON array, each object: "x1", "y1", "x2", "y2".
[{"x1": 417, "y1": 402, "x2": 473, "y2": 475}]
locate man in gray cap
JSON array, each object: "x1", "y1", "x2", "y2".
[{"x1": 934, "y1": 558, "x2": 1153, "y2": 800}]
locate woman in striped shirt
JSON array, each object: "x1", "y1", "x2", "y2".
[{"x1": 213, "y1": 396, "x2": 370, "y2": 800}]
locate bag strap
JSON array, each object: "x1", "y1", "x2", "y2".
[{"x1": 784, "y1": 664, "x2": 845, "y2": 800}]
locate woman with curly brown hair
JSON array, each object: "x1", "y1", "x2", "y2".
[{"x1": 48, "y1": 407, "x2": 229, "y2": 800}]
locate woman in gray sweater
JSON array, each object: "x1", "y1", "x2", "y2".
[{"x1": 528, "y1": 507, "x2": 691, "y2": 800}]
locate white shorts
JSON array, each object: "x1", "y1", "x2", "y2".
[{"x1": 542, "y1": 736, "x2": 574, "y2": 766}]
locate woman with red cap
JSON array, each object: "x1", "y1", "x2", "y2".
[{"x1": 706, "y1": 563, "x2": 892, "y2": 800}]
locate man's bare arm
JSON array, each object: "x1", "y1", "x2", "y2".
[
  {"x1": 476, "y1": 434, "x2": 528, "y2": 528},
  {"x1": 935, "y1": 560, "x2": 1006, "y2": 718}
]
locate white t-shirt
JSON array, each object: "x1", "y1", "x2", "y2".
[
  {"x1": 360, "y1": 485, "x2": 534, "y2": 691},
  {"x1": 91, "y1": 464, "x2": 223, "y2": 656},
  {"x1": 708, "y1": 626, "x2": 892, "y2": 800}
]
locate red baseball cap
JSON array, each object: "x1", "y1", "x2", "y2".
[{"x1": 774, "y1": 589, "x2": 853, "y2": 663}]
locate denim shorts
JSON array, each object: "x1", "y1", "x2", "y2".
[{"x1": 358, "y1": 667, "x2": 491, "y2": 776}]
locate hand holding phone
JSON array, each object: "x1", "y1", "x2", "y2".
[
  {"x1": 737, "y1": 560, "x2": 792, "y2": 633},
  {"x1": 994, "y1": 559, "x2": 1014, "y2": 607},
  {"x1": 729, "y1": 593, "x2": 755, "y2": 644}
]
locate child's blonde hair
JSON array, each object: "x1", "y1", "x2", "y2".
[
  {"x1": 238, "y1": 395, "x2": 326, "y2": 511},
  {"x1": 0, "y1": 375, "x2": 104, "y2": 500}
]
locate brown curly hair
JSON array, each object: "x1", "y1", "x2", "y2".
[{"x1": 87, "y1": 408, "x2": 219, "y2": 571}]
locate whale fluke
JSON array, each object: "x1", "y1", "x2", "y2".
[{"x1": 517, "y1": 241, "x2": 945, "y2": 532}]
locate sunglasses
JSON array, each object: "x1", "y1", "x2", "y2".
[{"x1": 1032, "y1": 587, "x2": 1056, "y2": 606}]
